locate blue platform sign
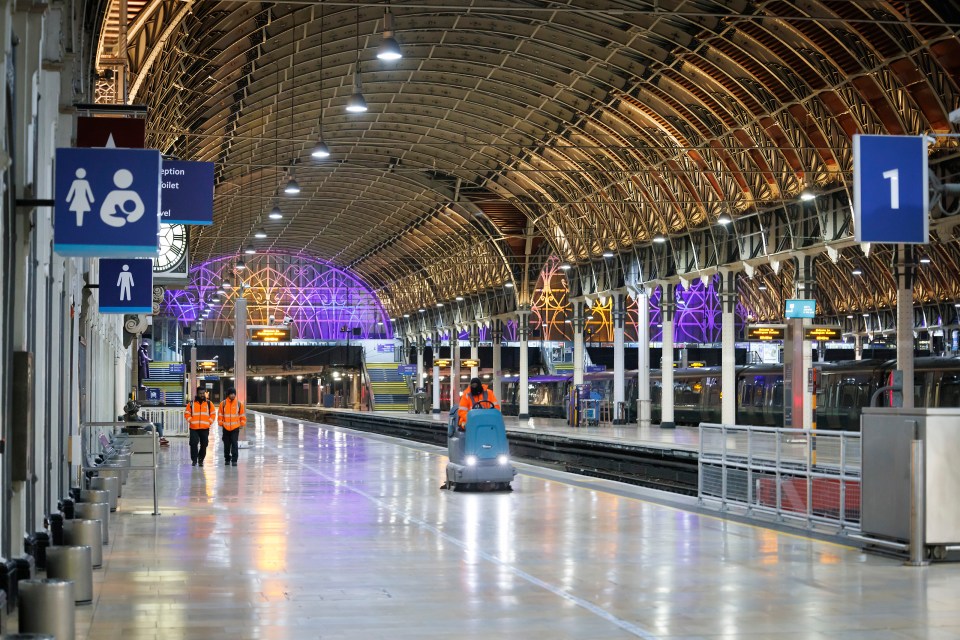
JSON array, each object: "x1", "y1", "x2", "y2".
[
  {"x1": 784, "y1": 299, "x2": 816, "y2": 319},
  {"x1": 160, "y1": 160, "x2": 215, "y2": 225},
  {"x1": 168, "y1": 363, "x2": 186, "y2": 375},
  {"x1": 853, "y1": 134, "x2": 929, "y2": 244},
  {"x1": 54, "y1": 147, "x2": 161, "y2": 256},
  {"x1": 98, "y1": 258, "x2": 153, "y2": 313},
  {"x1": 585, "y1": 364, "x2": 606, "y2": 373},
  {"x1": 398, "y1": 364, "x2": 417, "y2": 376}
]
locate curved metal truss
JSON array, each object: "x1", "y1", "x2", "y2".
[
  {"x1": 93, "y1": 1, "x2": 960, "y2": 317},
  {"x1": 162, "y1": 252, "x2": 392, "y2": 341}
]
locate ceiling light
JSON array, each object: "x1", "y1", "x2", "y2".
[
  {"x1": 559, "y1": 262, "x2": 572, "y2": 271},
  {"x1": 852, "y1": 268, "x2": 863, "y2": 276},
  {"x1": 419, "y1": 308, "x2": 426, "y2": 313},
  {"x1": 346, "y1": 8, "x2": 368, "y2": 113},
  {"x1": 269, "y1": 203, "x2": 283, "y2": 220},
  {"x1": 653, "y1": 233, "x2": 667, "y2": 243},
  {"x1": 504, "y1": 282, "x2": 514, "y2": 288},
  {"x1": 758, "y1": 284, "x2": 767, "y2": 291},
  {"x1": 284, "y1": 176, "x2": 300, "y2": 195},
  {"x1": 800, "y1": 190, "x2": 816, "y2": 201},
  {"x1": 236, "y1": 257, "x2": 246, "y2": 270},
  {"x1": 920, "y1": 256, "x2": 931, "y2": 264},
  {"x1": 455, "y1": 296, "x2": 464, "y2": 301},
  {"x1": 602, "y1": 250, "x2": 615, "y2": 258},
  {"x1": 244, "y1": 245, "x2": 256, "y2": 255},
  {"x1": 717, "y1": 212, "x2": 732, "y2": 225},
  {"x1": 846, "y1": 315, "x2": 854, "y2": 319},
  {"x1": 376, "y1": 10, "x2": 402, "y2": 61},
  {"x1": 436, "y1": 303, "x2": 443, "y2": 307},
  {"x1": 403, "y1": 313, "x2": 410, "y2": 318},
  {"x1": 254, "y1": 227, "x2": 267, "y2": 239},
  {"x1": 346, "y1": 77, "x2": 368, "y2": 113},
  {"x1": 311, "y1": 139, "x2": 330, "y2": 159},
  {"x1": 222, "y1": 279, "x2": 232, "y2": 290}
]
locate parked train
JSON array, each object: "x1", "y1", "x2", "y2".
[{"x1": 500, "y1": 357, "x2": 960, "y2": 430}]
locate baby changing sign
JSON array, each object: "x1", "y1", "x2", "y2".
[{"x1": 54, "y1": 147, "x2": 161, "y2": 257}]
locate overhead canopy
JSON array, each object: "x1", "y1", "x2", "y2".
[{"x1": 93, "y1": 1, "x2": 960, "y2": 318}]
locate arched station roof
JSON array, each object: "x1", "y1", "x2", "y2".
[{"x1": 92, "y1": 1, "x2": 960, "y2": 319}]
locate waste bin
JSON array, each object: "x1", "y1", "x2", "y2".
[
  {"x1": 18, "y1": 579, "x2": 74, "y2": 640},
  {"x1": 46, "y1": 546, "x2": 92, "y2": 604},
  {"x1": 415, "y1": 392, "x2": 428, "y2": 414},
  {"x1": 62, "y1": 520, "x2": 102, "y2": 568},
  {"x1": 88, "y1": 476, "x2": 119, "y2": 511},
  {"x1": 73, "y1": 502, "x2": 109, "y2": 545}
]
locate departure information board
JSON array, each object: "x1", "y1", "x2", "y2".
[{"x1": 746, "y1": 325, "x2": 786, "y2": 341}]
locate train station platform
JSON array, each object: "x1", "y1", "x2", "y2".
[
  {"x1": 27, "y1": 411, "x2": 960, "y2": 639},
  {"x1": 253, "y1": 406, "x2": 701, "y2": 494}
]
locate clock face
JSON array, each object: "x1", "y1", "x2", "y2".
[{"x1": 154, "y1": 223, "x2": 187, "y2": 273}]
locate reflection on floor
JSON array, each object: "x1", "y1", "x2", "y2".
[{"x1": 25, "y1": 412, "x2": 960, "y2": 639}]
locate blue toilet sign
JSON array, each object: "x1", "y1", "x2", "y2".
[
  {"x1": 98, "y1": 258, "x2": 154, "y2": 313},
  {"x1": 54, "y1": 147, "x2": 162, "y2": 256}
]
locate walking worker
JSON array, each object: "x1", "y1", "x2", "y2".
[
  {"x1": 457, "y1": 377, "x2": 500, "y2": 429},
  {"x1": 218, "y1": 387, "x2": 246, "y2": 466},
  {"x1": 185, "y1": 392, "x2": 215, "y2": 466}
]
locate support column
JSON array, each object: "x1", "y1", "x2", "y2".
[
  {"x1": 491, "y1": 320, "x2": 503, "y2": 400},
  {"x1": 572, "y1": 300, "x2": 585, "y2": 386},
  {"x1": 469, "y1": 325, "x2": 479, "y2": 379},
  {"x1": 855, "y1": 333, "x2": 862, "y2": 361},
  {"x1": 720, "y1": 271, "x2": 738, "y2": 425},
  {"x1": 785, "y1": 256, "x2": 815, "y2": 429},
  {"x1": 432, "y1": 332, "x2": 441, "y2": 414},
  {"x1": 450, "y1": 331, "x2": 460, "y2": 412},
  {"x1": 612, "y1": 294, "x2": 626, "y2": 424},
  {"x1": 234, "y1": 297, "x2": 248, "y2": 442},
  {"x1": 415, "y1": 336, "x2": 425, "y2": 390},
  {"x1": 189, "y1": 344, "x2": 198, "y2": 400},
  {"x1": 637, "y1": 289, "x2": 651, "y2": 427},
  {"x1": 660, "y1": 284, "x2": 676, "y2": 429},
  {"x1": 518, "y1": 308, "x2": 531, "y2": 420},
  {"x1": 896, "y1": 245, "x2": 915, "y2": 408}
]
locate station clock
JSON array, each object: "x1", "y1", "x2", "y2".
[{"x1": 153, "y1": 223, "x2": 189, "y2": 283}]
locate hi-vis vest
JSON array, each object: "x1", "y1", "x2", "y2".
[
  {"x1": 218, "y1": 398, "x2": 246, "y2": 431},
  {"x1": 185, "y1": 401, "x2": 214, "y2": 430},
  {"x1": 457, "y1": 387, "x2": 500, "y2": 424}
]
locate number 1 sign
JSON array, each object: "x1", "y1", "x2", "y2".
[{"x1": 853, "y1": 134, "x2": 928, "y2": 244}]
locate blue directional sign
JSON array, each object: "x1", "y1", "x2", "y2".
[
  {"x1": 98, "y1": 258, "x2": 153, "y2": 313},
  {"x1": 160, "y1": 160, "x2": 215, "y2": 225},
  {"x1": 784, "y1": 299, "x2": 816, "y2": 319},
  {"x1": 398, "y1": 364, "x2": 417, "y2": 376},
  {"x1": 585, "y1": 364, "x2": 607, "y2": 373},
  {"x1": 168, "y1": 363, "x2": 186, "y2": 375},
  {"x1": 55, "y1": 147, "x2": 161, "y2": 256},
  {"x1": 853, "y1": 134, "x2": 929, "y2": 244}
]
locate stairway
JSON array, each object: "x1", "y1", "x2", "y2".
[{"x1": 365, "y1": 363, "x2": 410, "y2": 412}]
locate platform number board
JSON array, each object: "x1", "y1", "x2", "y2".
[{"x1": 853, "y1": 134, "x2": 928, "y2": 245}]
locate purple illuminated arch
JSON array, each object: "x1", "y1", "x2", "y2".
[{"x1": 162, "y1": 253, "x2": 392, "y2": 340}]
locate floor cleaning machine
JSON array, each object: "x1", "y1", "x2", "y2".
[{"x1": 444, "y1": 400, "x2": 516, "y2": 491}]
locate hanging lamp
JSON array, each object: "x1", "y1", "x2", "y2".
[
  {"x1": 376, "y1": 9, "x2": 402, "y2": 61},
  {"x1": 346, "y1": 7, "x2": 368, "y2": 113}
]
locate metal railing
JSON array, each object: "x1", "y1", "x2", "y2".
[
  {"x1": 698, "y1": 423, "x2": 861, "y2": 533},
  {"x1": 139, "y1": 407, "x2": 188, "y2": 436}
]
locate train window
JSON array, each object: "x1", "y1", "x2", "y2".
[
  {"x1": 839, "y1": 384, "x2": 858, "y2": 409},
  {"x1": 706, "y1": 378, "x2": 719, "y2": 405},
  {"x1": 771, "y1": 381, "x2": 784, "y2": 407},
  {"x1": 939, "y1": 375, "x2": 960, "y2": 407},
  {"x1": 740, "y1": 383, "x2": 753, "y2": 406},
  {"x1": 754, "y1": 381, "x2": 766, "y2": 407}
]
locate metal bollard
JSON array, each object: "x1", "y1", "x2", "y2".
[
  {"x1": 73, "y1": 503, "x2": 109, "y2": 545},
  {"x1": 18, "y1": 578, "x2": 75, "y2": 640},
  {"x1": 88, "y1": 476, "x2": 119, "y2": 511},
  {"x1": 45, "y1": 546, "x2": 92, "y2": 604},
  {"x1": 906, "y1": 438, "x2": 930, "y2": 567},
  {"x1": 62, "y1": 520, "x2": 103, "y2": 569}
]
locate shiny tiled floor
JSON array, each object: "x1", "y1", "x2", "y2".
[{"x1": 39, "y1": 412, "x2": 960, "y2": 639}]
